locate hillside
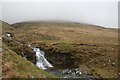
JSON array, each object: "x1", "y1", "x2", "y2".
[
  {"x1": 1, "y1": 21, "x2": 56, "y2": 78},
  {"x1": 1, "y1": 21, "x2": 118, "y2": 78}
]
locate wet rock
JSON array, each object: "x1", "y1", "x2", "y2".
[
  {"x1": 79, "y1": 72, "x2": 82, "y2": 75},
  {"x1": 58, "y1": 68, "x2": 84, "y2": 78},
  {"x1": 48, "y1": 68, "x2": 95, "y2": 78},
  {"x1": 119, "y1": 73, "x2": 120, "y2": 75}
]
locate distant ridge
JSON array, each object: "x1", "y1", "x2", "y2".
[{"x1": 11, "y1": 20, "x2": 106, "y2": 29}]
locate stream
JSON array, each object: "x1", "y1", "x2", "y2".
[
  {"x1": 26, "y1": 45, "x2": 96, "y2": 78},
  {"x1": 4, "y1": 33, "x2": 99, "y2": 78}
]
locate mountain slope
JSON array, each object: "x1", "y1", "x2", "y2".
[
  {"x1": 1, "y1": 21, "x2": 14, "y2": 34},
  {"x1": 11, "y1": 21, "x2": 118, "y2": 78},
  {"x1": 1, "y1": 21, "x2": 56, "y2": 78},
  {"x1": 2, "y1": 43, "x2": 56, "y2": 78}
]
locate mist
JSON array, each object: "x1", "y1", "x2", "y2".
[{"x1": 2, "y1": 2, "x2": 118, "y2": 28}]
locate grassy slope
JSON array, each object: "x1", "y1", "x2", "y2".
[
  {"x1": 1, "y1": 21, "x2": 56, "y2": 78},
  {"x1": 2, "y1": 44, "x2": 55, "y2": 78},
  {"x1": 11, "y1": 21, "x2": 118, "y2": 78},
  {"x1": 2, "y1": 43, "x2": 56, "y2": 78}
]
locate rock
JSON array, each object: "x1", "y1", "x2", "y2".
[
  {"x1": 79, "y1": 72, "x2": 82, "y2": 75},
  {"x1": 0, "y1": 37, "x2": 2, "y2": 41},
  {"x1": 119, "y1": 73, "x2": 120, "y2": 75},
  {"x1": 103, "y1": 63, "x2": 106, "y2": 66},
  {"x1": 75, "y1": 68, "x2": 79, "y2": 71},
  {"x1": 63, "y1": 76, "x2": 68, "y2": 78},
  {"x1": 7, "y1": 34, "x2": 11, "y2": 37},
  {"x1": 31, "y1": 76, "x2": 34, "y2": 78},
  {"x1": 111, "y1": 62, "x2": 115, "y2": 66},
  {"x1": 28, "y1": 45, "x2": 31, "y2": 47},
  {"x1": 72, "y1": 72, "x2": 75, "y2": 76},
  {"x1": 108, "y1": 60, "x2": 111, "y2": 62}
]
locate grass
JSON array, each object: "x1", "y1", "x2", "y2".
[
  {"x1": 2, "y1": 43, "x2": 57, "y2": 78},
  {"x1": 2, "y1": 21, "x2": 118, "y2": 78}
]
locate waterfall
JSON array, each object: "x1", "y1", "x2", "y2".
[{"x1": 33, "y1": 48, "x2": 53, "y2": 70}]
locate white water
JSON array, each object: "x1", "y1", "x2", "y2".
[{"x1": 33, "y1": 48, "x2": 53, "y2": 70}]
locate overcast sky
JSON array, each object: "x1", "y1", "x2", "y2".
[{"x1": 1, "y1": 1, "x2": 118, "y2": 28}]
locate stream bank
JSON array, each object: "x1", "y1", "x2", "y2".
[{"x1": 3, "y1": 36, "x2": 97, "y2": 78}]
